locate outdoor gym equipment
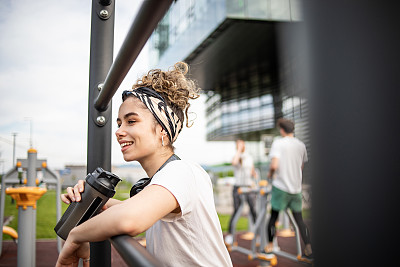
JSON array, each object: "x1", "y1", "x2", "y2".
[
  {"x1": 0, "y1": 148, "x2": 61, "y2": 267},
  {"x1": 2, "y1": 225, "x2": 18, "y2": 242},
  {"x1": 225, "y1": 179, "x2": 313, "y2": 266},
  {"x1": 270, "y1": 209, "x2": 313, "y2": 265},
  {"x1": 225, "y1": 180, "x2": 278, "y2": 266}
]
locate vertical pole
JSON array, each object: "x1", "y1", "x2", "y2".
[
  {"x1": 17, "y1": 149, "x2": 37, "y2": 267},
  {"x1": 27, "y1": 149, "x2": 37, "y2": 186},
  {"x1": 17, "y1": 206, "x2": 36, "y2": 267},
  {"x1": 56, "y1": 175, "x2": 62, "y2": 253},
  {"x1": 12, "y1": 133, "x2": 17, "y2": 166},
  {"x1": 87, "y1": 1, "x2": 114, "y2": 266},
  {"x1": 304, "y1": 1, "x2": 400, "y2": 266},
  {"x1": 0, "y1": 168, "x2": 6, "y2": 256}
]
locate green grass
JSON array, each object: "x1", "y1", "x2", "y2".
[
  {"x1": 218, "y1": 214, "x2": 249, "y2": 233},
  {"x1": 2, "y1": 183, "x2": 249, "y2": 240}
]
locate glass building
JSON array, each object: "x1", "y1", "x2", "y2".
[{"x1": 149, "y1": 0, "x2": 309, "y2": 180}]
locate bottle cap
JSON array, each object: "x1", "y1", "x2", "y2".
[{"x1": 86, "y1": 167, "x2": 121, "y2": 198}]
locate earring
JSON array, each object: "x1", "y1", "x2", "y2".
[{"x1": 162, "y1": 135, "x2": 164, "y2": 146}]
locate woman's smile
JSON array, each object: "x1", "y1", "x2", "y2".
[{"x1": 119, "y1": 140, "x2": 134, "y2": 152}]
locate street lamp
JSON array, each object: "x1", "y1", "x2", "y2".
[
  {"x1": 12, "y1": 132, "x2": 17, "y2": 166},
  {"x1": 24, "y1": 117, "x2": 33, "y2": 148}
]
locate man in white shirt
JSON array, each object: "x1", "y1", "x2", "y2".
[{"x1": 265, "y1": 118, "x2": 312, "y2": 259}]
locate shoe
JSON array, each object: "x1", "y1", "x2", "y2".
[
  {"x1": 224, "y1": 234, "x2": 233, "y2": 245},
  {"x1": 260, "y1": 249, "x2": 275, "y2": 260},
  {"x1": 258, "y1": 251, "x2": 276, "y2": 261},
  {"x1": 299, "y1": 253, "x2": 313, "y2": 263}
]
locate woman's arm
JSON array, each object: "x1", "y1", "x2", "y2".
[
  {"x1": 69, "y1": 184, "x2": 178, "y2": 242},
  {"x1": 104, "y1": 198, "x2": 122, "y2": 209},
  {"x1": 57, "y1": 184, "x2": 179, "y2": 265}
]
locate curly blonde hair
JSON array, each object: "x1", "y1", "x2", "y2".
[{"x1": 132, "y1": 62, "x2": 200, "y2": 128}]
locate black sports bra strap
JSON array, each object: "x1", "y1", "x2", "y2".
[
  {"x1": 129, "y1": 154, "x2": 180, "y2": 197},
  {"x1": 154, "y1": 154, "x2": 180, "y2": 177}
]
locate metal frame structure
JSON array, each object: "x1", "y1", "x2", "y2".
[
  {"x1": 271, "y1": 210, "x2": 312, "y2": 265},
  {"x1": 226, "y1": 183, "x2": 313, "y2": 266},
  {"x1": 0, "y1": 149, "x2": 61, "y2": 265},
  {"x1": 87, "y1": 0, "x2": 173, "y2": 266},
  {"x1": 225, "y1": 184, "x2": 278, "y2": 266}
]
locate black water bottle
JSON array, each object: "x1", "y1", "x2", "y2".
[{"x1": 54, "y1": 167, "x2": 121, "y2": 240}]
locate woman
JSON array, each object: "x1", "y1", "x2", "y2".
[
  {"x1": 225, "y1": 139, "x2": 258, "y2": 245},
  {"x1": 57, "y1": 62, "x2": 233, "y2": 267}
]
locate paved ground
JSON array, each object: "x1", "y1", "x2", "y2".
[{"x1": 0, "y1": 232, "x2": 311, "y2": 267}]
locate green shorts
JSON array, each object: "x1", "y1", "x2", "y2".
[{"x1": 270, "y1": 186, "x2": 303, "y2": 213}]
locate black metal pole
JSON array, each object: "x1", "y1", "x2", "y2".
[
  {"x1": 87, "y1": 0, "x2": 115, "y2": 266},
  {"x1": 94, "y1": 0, "x2": 173, "y2": 112},
  {"x1": 304, "y1": 1, "x2": 400, "y2": 266},
  {"x1": 110, "y1": 235, "x2": 162, "y2": 266}
]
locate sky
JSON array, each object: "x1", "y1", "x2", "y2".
[{"x1": 0, "y1": 0, "x2": 236, "y2": 173}]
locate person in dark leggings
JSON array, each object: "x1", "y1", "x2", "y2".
[
  {"x1": 265, "y1": 118, "x2": 312, "y2": 258},
  {"x1": 267, "y1": 209, "x2": 311, "y2": 250},
  {"x1": 225, "y1": 139, "x2": 258, "y2": 245}
]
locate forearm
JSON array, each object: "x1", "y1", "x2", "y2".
[
  {"x1": 268, "y1": 158, "x2": 278, "y2": 178},
  {"x1": 67, "y1": 185, "x2": 178, "y2": 245},
  {"x1": 268, "y1": 168, "x2": 275, "y2": 178},
  {"x1": 69, "y1": 203, "x2": 130, "y2": 244},
  {"x1": 232, "y1": 152, "x2": 241, "y2": 166},
  {"x1": 105, "y1": 198, "x2": 122, "y2": 208}
]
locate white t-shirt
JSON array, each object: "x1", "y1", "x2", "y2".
[
  {"x1": 269, "y1": 136, "x2": 308, "y2": 194},
  {"x1": 146, "y1": 160, "x2": 233, "y2": 267},
  {"x1": 233, "y1": 152, "x2": 254, "y2": 186}
]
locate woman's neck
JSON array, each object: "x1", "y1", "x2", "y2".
[{"x1": 140, "y1": 150, "x2": 174, "y2": 178}]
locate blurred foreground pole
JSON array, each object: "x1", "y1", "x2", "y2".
[
  {"x1": 304, "y1": 1, "x2": 400, "y2": 266},
  {"x1": 87, "y1": 0, "x2": 115, "y2": 266}
]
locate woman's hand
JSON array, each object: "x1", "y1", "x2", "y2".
[
  {"x1": 236, "y1": 140, "x2": 245, "y2": 152},
  {"x1": 56, "y1": 235, "x2": 90, "y2": 267},
  {"x1": 61, "y1": 180, "x2": 85, "y2": 204}
]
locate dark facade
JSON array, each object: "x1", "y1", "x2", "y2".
[{"x1": 150, "y1": 0, "x2": 309, "y2": 177}]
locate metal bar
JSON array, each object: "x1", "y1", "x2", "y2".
[
  {"x1": 94, "y1": 0, "x2": 174, "y2": 112},
  {"x1": 285, "y1": 210, "x2": 302, "y2": 257},
  {"x1": 230, "y1": 194, "x2": 245, "y2": 241},
  {"x1": 0, "y1": 168, "x2": 7, "y2": 256},
  {"x1": 0, "y1": 166, "x2": 19, "y2": 256},
  {"x1": 110, "y1": 235, "x2": 162, "y2": 267},
  {"x1": 273, "y1": 250, "x2": 299, "y2": 262},
  {"x1": 43, "y1": 167, "x2": 63, "y2": 253},
  {"x1": 87, "y1": 0, "x2": 115, "y2": 266}
]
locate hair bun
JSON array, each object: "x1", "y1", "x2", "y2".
[
  {"x1": 132, "y1": 62, "x2": 200, "y2": 128},
  {"x1": 174, "y1": 62, "x2": 189, "y2": 75}
]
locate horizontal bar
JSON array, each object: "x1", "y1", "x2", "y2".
[
  {"x1": 94, "y1": 0, "x2": 173, "y2": 112},
  {"x1": 110, "y1": 235, "x2": 162, "y2": 267}
]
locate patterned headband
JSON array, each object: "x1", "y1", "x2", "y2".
[{"x1": 122, "y1": 87, "x2": 183, "y2": 143}]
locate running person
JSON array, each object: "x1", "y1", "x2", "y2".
[{"x1": 265, "y1": 118, "x2": 312, "y2": 258}]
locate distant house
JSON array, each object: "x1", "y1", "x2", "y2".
[
  {"x1": 58, "y1": 164, "x2": 147, "y2": 188},
  {"x1": 59, "y1": 165, "x2": 87, "y2": 188},
  {"x1": 111, "y1": 164, "x2": 147, "y2": 185}
]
